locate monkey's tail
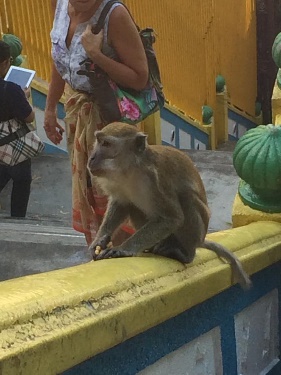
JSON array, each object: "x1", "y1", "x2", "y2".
[{"x1": 203, "y1": 240, "x2": 252, "y2": 290}]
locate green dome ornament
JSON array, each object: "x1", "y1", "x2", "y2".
[
  {"x1": 215, "y1": 75, "x2": 226, "y2": 93},
  {"x1": 202, "y1": 105, "x2": 213, "y2": 125},
  {"x1": 272, "y1": 32, "x2": 281, "y2": 68},
  {"x1": 233, "y1": 124, "x2": 281, "y2": 212},
  {"x1": 2, "y1": 34, "x2": 23, "y2": 66}
]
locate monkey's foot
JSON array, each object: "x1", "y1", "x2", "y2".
[{"x1": 93, "y1": 247, "x2": 133, "y2": 261}]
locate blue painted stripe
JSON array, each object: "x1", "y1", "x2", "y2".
[
  {"x1": 31, "y1": 88, "x2": 65, "y2": 119},
  {"x1": 228, "y1": 109, "x2": 256, "y2": 130},
  {"x1": 161, "y1": 107, "x2": 209, "y2": 148},
  {"x1": 63, "y1": 262, "x2": 281, "y2": 375},
  {"x1": 220, "y1": 316, "x2": 238, "y2": 375},
  {"x1": 43, "y1": 143, "x2": 68, "y2": 155},
  {"x1": 228, "y1": 134, "x2": 238, "y2": 142},
  {"x1": 278, "y1": 280, "x2": 281, "y2": 370}
]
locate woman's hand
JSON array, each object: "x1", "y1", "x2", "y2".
[
  {"x1": 44, "y1": 110, "x2": 64, "y2": 145},
  {"x1": 81, "y1": 24, "x2": 103, "y2": 59}
]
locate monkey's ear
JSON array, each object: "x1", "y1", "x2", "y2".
[{"x1": 135, "y1": 133, "x2": 147, "y2": 152}]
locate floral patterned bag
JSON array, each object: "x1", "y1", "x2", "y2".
[
  {"x1": 77, "y1": 0, "x2": 164, "y2": 125},
  {"x1": 78, "y1": 62, "x2": 161, "y2": 125}
]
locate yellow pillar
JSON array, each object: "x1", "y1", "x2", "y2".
[
  {"x1": 215, "y1": 89, "x2": 228, "y2": 144},
  {"x1": 203, "y1": 123, "x2": 216, "y2": 150},
  {"x1": 142, "y1": 111, "x2": 162, "y2": 145}
]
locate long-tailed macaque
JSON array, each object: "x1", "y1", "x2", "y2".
[{"x1": 88, "y1": 123, "x2": 251, "y2": 289}]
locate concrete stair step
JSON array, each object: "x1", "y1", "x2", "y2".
[{"x1": 0, "y1": 218, "x2": 90, "y2": 282}]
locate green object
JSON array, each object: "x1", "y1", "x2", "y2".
[
  {"x1": 13, "y1": 55, "x2": 24, "y2": 66},
  {"x1": 238, "y1": 180, "x2": 281, "y2": 213},
  {"x1": 202, "y1": 105, "x2": 213, "y2": 125},
  {"x1": 215, "y1": 75, "x2": 225, "y2": 93},
  {"x1": 272, "y1": 32, "x2": 281, "y2": 68},
  {"x1": 2, "y1": 34, "x2": 22, "y2": 63},
  {"x1": 233, "y1": 124, "x2": 281, "y2": 212}
]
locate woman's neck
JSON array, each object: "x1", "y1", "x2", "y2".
[{"x1": 68, "y1": 0, "x2": 103, "y2": 19}]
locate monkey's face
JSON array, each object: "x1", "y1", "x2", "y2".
[
  {"x1": 88, "y1": 133, "x2": 119, "y2": 177},
  {"x1": 88, "y1": 124, "x2": 148, "y2": 177}
]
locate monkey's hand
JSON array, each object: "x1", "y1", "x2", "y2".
[
  {"x1": 93, "y1": 246, "x2": 134, "y2": 261},
  {"x1": 89, "y1": 234, "x2": 112, "y2": 257}
]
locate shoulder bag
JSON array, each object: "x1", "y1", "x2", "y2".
[{"x1": 0, "y1": 83, "x2": 45, "y2": 166}]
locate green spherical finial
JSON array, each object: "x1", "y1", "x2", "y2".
[
  {"x1": 215, "y1": 75, "x2": 226, "y2": 93},
  {"x1": 202, "y1": 105, "x2": 213, "y2": 125},
  {"x1": 272, "y1": 32, "x2": 281, "y2": 68},
  {"x1": 233, "y1": 124, "x2": 281, "y2": 212}
]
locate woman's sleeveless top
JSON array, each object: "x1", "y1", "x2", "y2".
[{"x1": 51, "y1": 0, "x2": 121, "y2": 92}]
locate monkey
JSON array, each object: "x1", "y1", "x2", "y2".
[{"x1": 87, "y1": 122, "x2": 251, "y2": 289}]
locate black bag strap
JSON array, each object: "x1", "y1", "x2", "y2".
[
  {"x1": 93, "y1": 0, "x2": 138, "y2": 34},
  {"x1": 0, "y1": 122, "x2": 30, "y2": 146},
  {"x1": 0, "y1": 83, "x2": 31, "y2": 146}
]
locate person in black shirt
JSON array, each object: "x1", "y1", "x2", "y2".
[{"x1": 0, "y1": 40, "x2": 35, "y2": 217}]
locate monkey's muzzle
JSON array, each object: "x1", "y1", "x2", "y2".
[{"x1": 88, "y1": 152, "x2": 102, "y2": 176}]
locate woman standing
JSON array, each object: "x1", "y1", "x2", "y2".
[
  {"x1": 0, "y1": 40, "x2": 35, "y2": 217},
  {"x1": 44, "y1": 0, "x2": 149, "y2": 245}
]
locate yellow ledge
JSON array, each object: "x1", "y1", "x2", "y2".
[
  {"x1": 232, "y1": 194, "x2": 281, "y2": 228},
  {"x1": 1, "y1": 222, "x2": 281, "y2": 374}
]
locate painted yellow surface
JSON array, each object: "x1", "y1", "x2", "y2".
[
  {"x1": 142, "y1": 110, "x2": 162, "y2": 145},
  {"x1": 232, "y1": 194, "x2": 281, "y2": 228},
  {"x1": 0, "y1": 0, "x2": 257, "y2": 123},
  {"x1": 0, "y1": 222, "x2": 281, "y2": 374},
  {"x1": 215, "y1": 91, "x2": 228, "y2": 144}
]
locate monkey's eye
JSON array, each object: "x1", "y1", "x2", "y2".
[{"x1": 101, "y1": 140, "x2": 111, "y2": 148}]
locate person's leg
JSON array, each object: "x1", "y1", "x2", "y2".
[
  {"x1": 0, "y1": 164, "x2": 11, "y2": 192},
  {"x1": 9, "y1": 159, "x2": 32, "y2": 217},
  {"x1": 65, "y1": 92, "x2": 104, "y2": 244}
]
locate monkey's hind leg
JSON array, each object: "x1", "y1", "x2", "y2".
[{"x1": 151, "y1": 235, "x2": 191, "y2": 263}]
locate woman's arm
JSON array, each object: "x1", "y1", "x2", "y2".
[
  {"x1": 24, "y1": 109, "x2": 35, "y2": 123},
  {"x1": 44, "y1": 0, "x2": 65, "y2": 144},
  {"x1": 44, "y1": 63, "x2": 65, "y2": 144},
  {"x1": 45, "y1": 63, "x2": 65, "y2": 113},
  {"x1": 81, "y1": 6, "x2": 149, "y2": 91}
]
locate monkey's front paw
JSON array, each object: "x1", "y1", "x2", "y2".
[
  {"x1": 89, "y1": 234, "x2": 112, "y2": 257},
  {"x1": 94, "y1": 247, "x2": 133, "y2": 261}
]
